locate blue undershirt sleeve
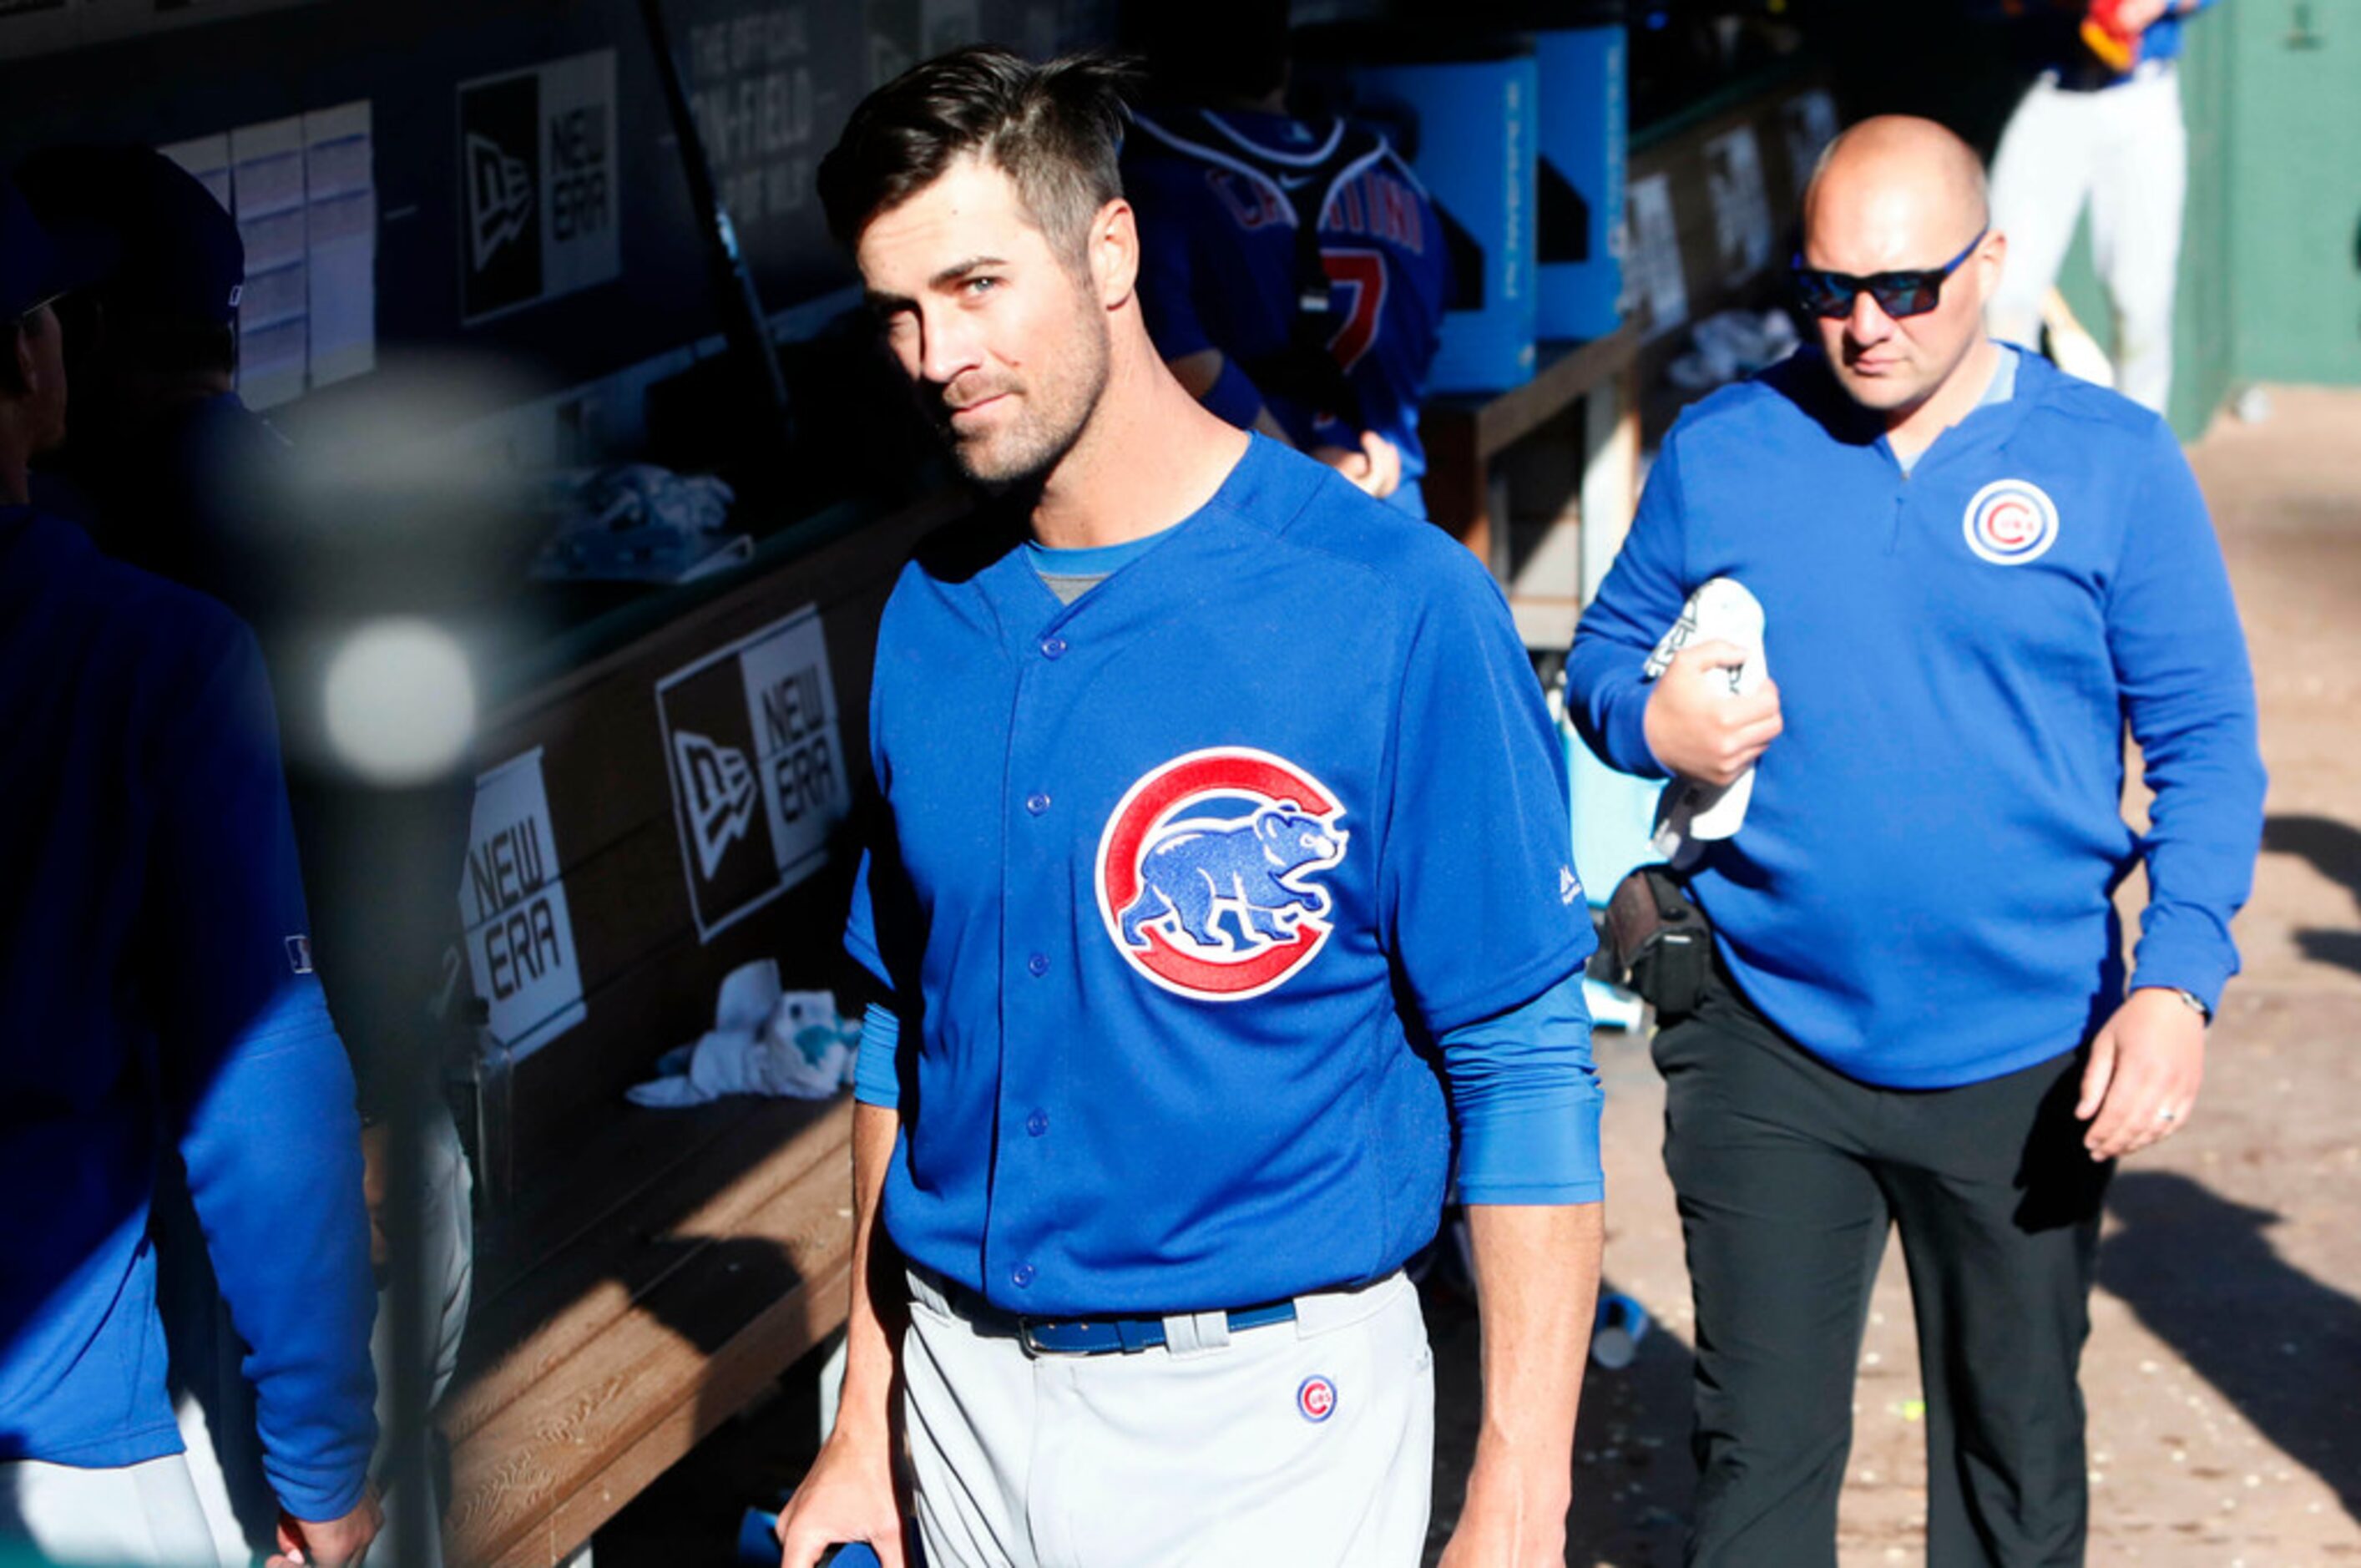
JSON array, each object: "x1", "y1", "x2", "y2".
[
  {"x1": 2108, "y1": 422, "x2": 2266, "y2": 1011},
  {"x1": 1443, "y1": 972, "x2": 1604, "y2": 1206},
  {"x1": 148, "y1": 622, "x2": 376, "y2": 1523},
  {"x1": 852, "y1": 999, "x2": 902, "y2": 1110},
  {"x1": 1566, "y1": 430, "x2": 1693, "y2": 780}
]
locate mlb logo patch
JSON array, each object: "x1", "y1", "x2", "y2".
[
  {"x1": 1962, "y1": 478, "x2": 2060, "y2": 566},
  {"x1": 285, "y1": 935, "x2": 313, "y2": 975},
  {"x1": 1297, "y1": 1375, "x2": 1338, "y2": 1424},
  {"x1": 1095, "y1": 747, "x2": 1349, "y2": 1004}
]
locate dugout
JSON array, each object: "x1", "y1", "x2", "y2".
[{"x1": 0, "y1": 2, "x2": 2019, "y2": 1561}]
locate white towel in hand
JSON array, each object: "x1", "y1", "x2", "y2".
[{"x1": 1645, "y1": 578, "x2": 1767, "y2": 866}]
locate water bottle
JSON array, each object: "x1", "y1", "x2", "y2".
[{"x1": 1591, "y1": 1291, "x2": 1652, "y2": 1370}]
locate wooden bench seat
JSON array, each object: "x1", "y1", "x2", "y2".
[{"x1": 443, "y1": 1095, "x2": 856, "y2": 1568}]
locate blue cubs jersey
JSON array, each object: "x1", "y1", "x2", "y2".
[
  {"x1": 1125, "y1": 109, "x2": 1449, "y2": 517},
  {"x1": 847, "y1": 437, "x2": 1592, "y2": 1316}
]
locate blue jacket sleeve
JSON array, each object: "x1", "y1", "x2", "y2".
[
  {"x1": 2109, "y1": 423, "x2": 2265, "y2": 1010},
  {"x1": 147, "y1": 624, "x2": 376, "y2": 1523},
  {"x1": 1443, "y1": 973, "x2": 1604, "y2": 1206},
  {"x1": 1565, "y1": 432, "x2": 1694, "y2": 780}
]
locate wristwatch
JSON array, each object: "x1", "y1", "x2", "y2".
[{"x1": 2161, "y1": 987, "x2": 2212, "y2": 1024}]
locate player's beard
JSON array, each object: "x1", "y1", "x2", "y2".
[{"x1": 938, "y1": 290, "x2": 1111, "y2": 491}]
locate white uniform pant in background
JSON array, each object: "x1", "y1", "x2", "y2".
[
  {"x1": 0, "y1": 1454, "x2": 223, "y2": 1566},
  {"x1": 1985, "y1": 64, "x2": 2188, "y2": 414},
  {"x1": 161, "y1": 1107, "x2": 475, "y2": 1565},
  {"x1": 901, "y1": 1267, "x2": 1434, "y2": 1568}
]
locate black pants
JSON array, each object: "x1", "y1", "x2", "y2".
[{"x1": 1653, "y1": 962, "x2": 2112, "y2": 1568}]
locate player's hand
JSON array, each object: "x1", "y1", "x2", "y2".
[
  {"x1": 268, "y1": 1490, "x2": 381, "y2": 1568},
  {"x1": 775, "y1": 1413, "x2": 907, "y2": 1568},
  {"x1": 1312, "y1": 430, "x2": 1403, "y2": 500},
  {"x1": 2077, "y1": 987, "x2": 2206, "y2": 1161},
  {"x1": 1438, "y1": 1446, "x2": 1569, "y2": 1568},
  {"x1": 1641, "y1": 640, "x2": 1782, "y2": 787}
]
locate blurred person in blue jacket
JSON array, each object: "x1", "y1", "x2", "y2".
[
  {"x1": 0, "y1": 174, "x2": 379, "y2": 1568},
  {"x1": 17, "y1": 141, "x2": 474, "y2": 1568}
]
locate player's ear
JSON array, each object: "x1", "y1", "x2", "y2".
[
  {"x1": 1088, "y1": 197, "x2": 1138, "y2": 311},
  {"x1": 1966, "y1": 226, "x2": 2005, "y2": 316},
  {"x1": 3, "y1": 317, "x2": 34, "y2": 397}
]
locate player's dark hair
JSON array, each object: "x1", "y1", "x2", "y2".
[{"x1": 818, "y1": 46, "x2": 1137, "y2": 266}]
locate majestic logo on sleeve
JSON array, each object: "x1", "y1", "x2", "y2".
[
  {"x1": 1096, "y1": 748, "x2": 1350, "y2": 1002},
  {"x1": 1963, "y1": 478, "x2": 2060, "y2": 566}
]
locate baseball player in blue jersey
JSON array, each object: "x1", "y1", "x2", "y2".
[
  {"x1": 1120, "y1": 3, "x2": 1448, "y2": 515},
  {"x1": 1566, "y1": 119, "x2": 2263, "y2": 1565},
  {"x1": 776, "y1": 48, "x2": 1603, "y2": 1568}
]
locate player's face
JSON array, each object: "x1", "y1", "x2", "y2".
[
  {"x1": 1801, "y1": 185, "x2": 1998, "y2": 419},
  {"x1": 857, "y1": 155, "x2": 1110, "y2": 488}
]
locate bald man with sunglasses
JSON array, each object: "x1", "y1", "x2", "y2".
[{"x1": 1566, "y1": 118, "x2": 2262, "y2": 1566}]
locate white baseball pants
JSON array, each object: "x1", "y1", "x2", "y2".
[
  {"x1": 1986, "y1": 63, "x2": 2188, "y2": 414},
  {"x1": 900, "y1": 1267, "x2": 1434, "y2": 1568},
  {"x1": 0, "y1": 1454, "x2": 223, "y2": 1566}
]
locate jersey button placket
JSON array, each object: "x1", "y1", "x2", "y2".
[{"x1": 996, "y1": 618, "x2": 1071, "y2": 1314}]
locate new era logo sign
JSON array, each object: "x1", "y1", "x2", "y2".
[
  {"x1": 457, "y1": 71, "x2": 543, "y2": 320},
  {"x1": 465, "y1": 132, "x2": 536, "y2": 272},
  {"x1": 457, "y1": 51, "x2": 617, "y2": 324},
  {"x1": 671, "y1": 730, "x2": 758, "y2": 880},
  {"x1": 655, "y1": 608, "x2": 851, "y2": 943}
]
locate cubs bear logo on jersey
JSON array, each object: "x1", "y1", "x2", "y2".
[
  {"x1": 1962, "y1": 478, "x2": 2060, "y2": 566},
  {"x1": 1096, "y1": 747, "x2": 1349, "y2": 1002}
]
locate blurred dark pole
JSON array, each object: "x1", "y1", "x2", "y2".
[
  {"x1": 317, "y1": 780, "x2": 467, "y2": 1566},
  {"x1": 639, "y1": 0, "x2": 796, "y2": 450}
]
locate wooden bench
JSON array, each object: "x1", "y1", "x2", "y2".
[
  {"x1": 441, "y1": 1095, "x2": 854, "y2": 1568},
  {"x1": 439, "y1": 490, "x2": 963, "y2": 1568}
]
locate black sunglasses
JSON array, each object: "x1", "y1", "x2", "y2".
[{"x1": 1791, "y1": 229, "x2": 1988, "y2": 320}]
